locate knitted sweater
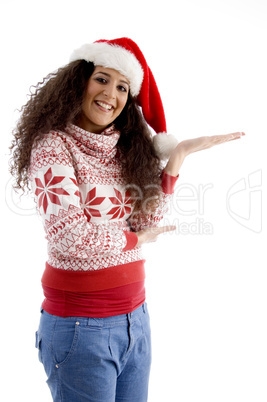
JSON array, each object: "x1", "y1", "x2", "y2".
[{"x1": 29, "y1": 124, "x2": 177, "y2": 295}]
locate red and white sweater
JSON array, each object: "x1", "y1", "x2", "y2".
[{"x1": 29, "y1": 124, "x2": 178, "y2": 316}]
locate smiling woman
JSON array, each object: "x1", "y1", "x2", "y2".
[
  {"x1": 9, "y1": 36, "x2": 244, "y2": 402},
  {"x1": 9, "y1": 37, "x2": 174, "y2": 402},
  {"x1": 78, "y1": 67, "x2": 130, "y2": 133}
]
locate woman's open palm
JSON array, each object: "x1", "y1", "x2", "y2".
[{"x1": 178, "y1": 132, "x2": 245, "y2": 156}]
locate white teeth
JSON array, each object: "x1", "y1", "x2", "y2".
[{"x1": 96, "y1": 101, "x2": 113, "y2": 110}]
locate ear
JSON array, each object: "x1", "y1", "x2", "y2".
[{"x1": 153, "y1": 133, "x2": 179, "y2": 161}]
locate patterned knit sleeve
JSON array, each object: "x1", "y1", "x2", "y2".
[
  {"x1": 29, "y1": 134, "x2": 134, "y2": 259},
  {"x1": 128, "y1": 171, "x2": 178, "y2": 232}
]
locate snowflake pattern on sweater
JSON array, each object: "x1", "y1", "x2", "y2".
[{"x1": 29, "y1": 124, "x2": 175, "y2": 277}]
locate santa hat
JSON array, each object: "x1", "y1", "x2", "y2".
[{"x1": 70, "y1": 37, "x2": 178, "y2": 159}]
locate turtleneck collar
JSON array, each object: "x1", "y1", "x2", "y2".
[{"x1": 65, "y1": 124, "x2": 121, "y2": 161}]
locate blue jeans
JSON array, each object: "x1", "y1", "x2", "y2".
[{"x1": 35, "y1": 304, "x2": 151, "y2": 401}]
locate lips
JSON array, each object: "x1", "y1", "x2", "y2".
[{"x1": 95, "y1": 100, "x2": 114, "y2": 111}]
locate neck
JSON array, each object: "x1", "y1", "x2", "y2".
[{"x1": 75, "y1": 116, "x2": 113, "y2": 135}]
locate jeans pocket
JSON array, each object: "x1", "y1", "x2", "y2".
[
  {"x1": 35, "y1": 331, "x2": 43, "y2": 363},
  {"x1": 52, "y1": 319, "x2": 80, "y2": 367}
]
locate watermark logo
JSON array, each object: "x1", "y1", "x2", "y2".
[
  {"x1": 165, "y1": 182, "x2": 214, "y2": 235},
  {"x1": 5, "y1": 177, "x2": 36, "y2": 216},
  {"x1": 171, "y1": 183, "x2": 213, "y2": 216},
  {"x1": 161, "y1": 217, "x2": 213, "y2": 236},
  {"x1": 6, "y1": 170, "x2": 262, "y2": 235},
  {"x1": 226, "y1": 170, "x2": 262, "y2": 233},
  {"x1": 5, "y1": 176, "x2": 215, "y2": 235}
]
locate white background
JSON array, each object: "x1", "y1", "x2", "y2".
[{"x1": 1, "y1": 0, "x2": 266, "y2": 401}]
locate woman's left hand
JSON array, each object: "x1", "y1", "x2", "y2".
[
  {"x1": 164, "y1": 132, "x2": 245, "y2": 177},
  {"x1": 177, "y1": 132, "x2": 245, "y2": 156}
]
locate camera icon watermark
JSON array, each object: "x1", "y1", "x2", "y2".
[{"x1": 226, "y1": 169, "x2": 262, "y2": 233}]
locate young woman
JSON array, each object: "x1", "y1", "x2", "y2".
[{"x1": 10, "y1": 37, "x2": 244, "y2": 401}]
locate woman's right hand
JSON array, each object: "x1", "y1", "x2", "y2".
[{"x1": 136, "y1": 225, "x2": 176, "y2": 247}]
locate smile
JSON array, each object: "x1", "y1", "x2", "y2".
[{"x1": 95, "y1": 101, "x2": 114, "y2": 111}]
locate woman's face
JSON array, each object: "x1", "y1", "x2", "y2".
[{"x1": 78, "y1": 66, "x2": 130, "y2": 133}]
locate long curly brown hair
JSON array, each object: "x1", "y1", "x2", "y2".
[{"x1": 9, "y1": 60, "x2": 162, "y2": 212}]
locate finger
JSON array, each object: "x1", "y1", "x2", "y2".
[
  {"x1": 225, "y1": 132, "x2": 245, "y2": 140},
  {"x1": 229, "y1": 132, "x2": 246, "y2": 140},
  {"x1": 155, "y1": 225, "x2": 176, "y2": 234},
  {"x1": 211, "y1": 132, "x2": 245, "y2": 145}
]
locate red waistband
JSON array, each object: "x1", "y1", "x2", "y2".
[
  {"x1": 41, "y1": 281, "x2": 146, "y2": 318},
  {"x1": 42, "y1": 260, "x2": 146, "y2": 292}
]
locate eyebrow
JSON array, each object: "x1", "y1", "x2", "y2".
[{"x1": 94, "y1": 71, "x2": 130, "y2": 87}]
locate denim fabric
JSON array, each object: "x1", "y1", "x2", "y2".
[{"x1": 35, "y1": 304, "x2": 151, "y2": 401}]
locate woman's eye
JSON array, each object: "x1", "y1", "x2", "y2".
[
  {"x1": 118, "y1": 85, "x2": 127, "y2": 93},
  {"x1": 96, "y1": 77, "x2": 107, "y2": 84}
]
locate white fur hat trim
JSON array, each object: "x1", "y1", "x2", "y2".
[
  {"x1": 153, "y1": 133, "x2": 179, "y2": 161},
  {"x1": 70, "y1": 42, "x2": 144, "y2": 97}
]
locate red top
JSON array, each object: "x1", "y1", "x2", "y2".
[{"x1": 42, "y1": 281, "x2": 145, "y2": 318}]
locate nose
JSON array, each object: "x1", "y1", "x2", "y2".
[{"x1": 103, "y1": 83, "x2": 116, "y2": 99}]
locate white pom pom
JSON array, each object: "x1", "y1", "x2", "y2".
[{"x1": 153, "y1": 133, "x2": 179, "y2": 160}]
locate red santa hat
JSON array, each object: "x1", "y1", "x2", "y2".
[{"x1": 70, "y1": 37, "x2": 178, "y2": 159}]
